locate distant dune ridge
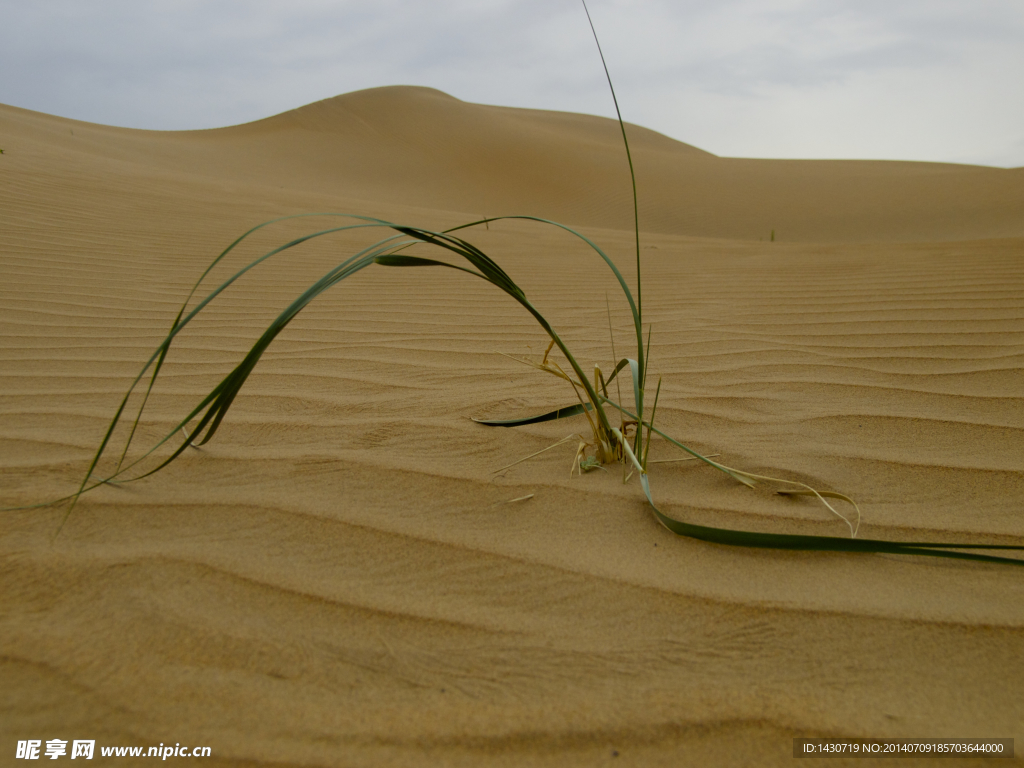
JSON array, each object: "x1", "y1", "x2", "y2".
[
  {"x1": 2, "y1": 87, "x2": 1023, "y2": 766},
  {"x1": 3, "y1": 85, "x2": 1023, "y2": 241}
]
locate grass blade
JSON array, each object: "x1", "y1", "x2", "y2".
[
  {"x1": 581, "y1": 0, "x2": 645, "y2": 432},
  {"x1": 473, "y1": 404, "x2": 592, "y2": 427}
]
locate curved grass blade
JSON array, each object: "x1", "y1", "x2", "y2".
[
  {"x1": 631, "y1": 459, "x2": 1023, "y2": 565},
  {"x1": 60, "y1": 214, "x2": 640, "y2": 526},
  {"x1": 473, "y1": 403, "x2": 592, "y2": 427},
  {"x1": 649, "y1": 507, "x2": 1024, "y2": 566},
  {"x1": 56, "y1": 223, "x2": 421, "y2": 534},
  {"x1": 48, "y1": 210, "x2": 656, "y2": 533},
  {"x1": 374, "y1": 234, "x2": 617, "y2": 442},
  {"x1": 476, "y1": 395, "x2": 1023, "y2": 563},
  {"x1": 447, "y1": 214, "x2": 645, "y2": 412}
]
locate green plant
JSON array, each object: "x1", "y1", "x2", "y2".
[{"x1": 34, "y1": 3, "x2": 1023, "y2": 566}]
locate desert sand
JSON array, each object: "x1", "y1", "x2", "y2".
[{"x1": 2, "y1": 86, "x2": 1023, "y2": 766}]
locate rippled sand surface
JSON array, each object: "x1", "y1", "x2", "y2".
[{"x1": 2, "y1": 88, "x2": 1023, "y2": 766}]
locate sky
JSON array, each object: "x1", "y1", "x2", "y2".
[{"x1": 2, "y1": 0, "x2": 1023, "y2": 168}]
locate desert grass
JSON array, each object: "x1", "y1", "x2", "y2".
[{"x1": 30, "y1": 2, "x2": 1024, "y2": 566}]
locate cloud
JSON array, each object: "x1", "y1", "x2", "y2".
[{"x1": 0, "y1": 0, "x2": 1021, "y2": 166}]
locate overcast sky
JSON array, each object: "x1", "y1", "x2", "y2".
[{"x1": 2, "y1": 0, "x2": 1022, "y2": 167}]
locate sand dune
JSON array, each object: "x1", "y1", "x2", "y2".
[
  {"x1": 1, "y1": 88, "x2": 1023, "y2": 766},
  {"x1": 3, "y1": 85, "x2": 1023, "y2": 242}
]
